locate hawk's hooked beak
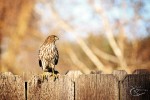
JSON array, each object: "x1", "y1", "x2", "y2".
[{"x1": 55, "y1": 37, "x2": 59, "y2": 40}]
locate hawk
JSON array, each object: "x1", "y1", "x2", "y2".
[{"x1": 39, "y1": 35, "x2": 59, "y2": 79}]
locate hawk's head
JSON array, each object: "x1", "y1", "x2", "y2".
[{"x1": 44, "y1": 35, "x2": 59, "y2": 44}]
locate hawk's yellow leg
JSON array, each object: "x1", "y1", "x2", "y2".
[
  {"x1": 51, "y1": 68, "x2": 59, "y2": 80},
  {"x1": 41, "y1": 72, "x2": 51, "y2": 81}
]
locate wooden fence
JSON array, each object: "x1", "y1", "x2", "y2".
[{"x1": 0, "y1": 69, "x2": 150, "y2": 100}]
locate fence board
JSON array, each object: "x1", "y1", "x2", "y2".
[
  {"x1": 120, "y1": 74, "x2": 150, "y2": 100},
  {"x1": 75, "y1": 74, "x2": 119, "y2": 100},
  {"x1": 66, "y1": 70, "x2": 82, "y2": 82},
  {"x1": 27, "y1": 75, "x2": 74, "y2": 100},
  {"x1": 0, "y1": 72, "x2": 25, "y2": 100},
  {"x1": 133, "y1": 69, "x2": 150, "y2": 74},
  {"x1": 113, "y1": 70, "x2": 127, "y2": 81},
  {"x1": 75, "y1": 74, "x2": 97, "y2": 100},
  {"x1": 97, "y1": 74, "x2": 119, "y2": 100}
]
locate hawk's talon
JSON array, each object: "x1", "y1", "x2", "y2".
[
  {"x1": 50, "y1": 73, "x2": 59, "y2": 81},
  {"x1": 41, "y1": 72, "x2": 51, "y2": 81},
  {"x1": 41, "y1": 72, "x2": 59, "y2": 81}
]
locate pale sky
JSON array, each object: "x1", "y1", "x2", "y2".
[{"x1": 35, "y1": 0, "x2": 150, "y2": 40}]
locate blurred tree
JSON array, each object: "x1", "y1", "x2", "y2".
[{"x1": 0, "y1": 0, "x2": 36, "y2": 74}]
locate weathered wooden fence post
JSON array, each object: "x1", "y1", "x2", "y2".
[
  {"x1": 27, "y1": 73, "x2": 74, "y2": 100},
  {"x1": 112, "y1": 70, "x2": 127, "y2": 81},
  {"x1": 66, "y1": 70, "x2": 82, "y2": 82},
  {"x1": 133, "y1": 69, "x2": 150, "y2": 75},
  {"x1": 75, "y1": 71, "x2": 119, "y2": 100},
  {"x1": 120, "y1": 69, "x2": 150, "y2": 100},
  {"x1": 0, "y1": 72, "x2": 25, "y2": 100}
]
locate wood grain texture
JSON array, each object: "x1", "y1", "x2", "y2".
[
  {"x1": 75, "y1": 74, "x2": 119, "y2": 100},
  {"x1": 28, "y1": 75, "x2": 74, "y2": 100},
  {"x1": 113, "y1": 70, "x2": 127, "y2": 81},
  {"x1": 0, "y1": 69, "x2": 149, "y2": 100},
  {"x1": 96, "y1": 74, "x2": 119, "y2": 100},
  {"x1": 120, "y1": 74, "x2": 150, "y2": 100},
  {"x1": 66, "y1": 70, "x2": 82, "y2": 82},
  {"x1": 76, "y1": 74, "x2": 97, "y2": 100},
  {"x1": 0, "y1": 72, "x2": 25, "y2": 100},
  {"x1": 133, "y1": 69, "x2": 150, "y2": 74}
]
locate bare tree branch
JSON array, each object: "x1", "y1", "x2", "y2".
[
  {"x1": 89, "y1": 1, "x2": 127, "y2": 69},
  {"x1": 67, "y1": 45, "x2": 91, "y2": 74},
  {"x1": 92, "y1": 46, "x2": 119, "y2": 63}
]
